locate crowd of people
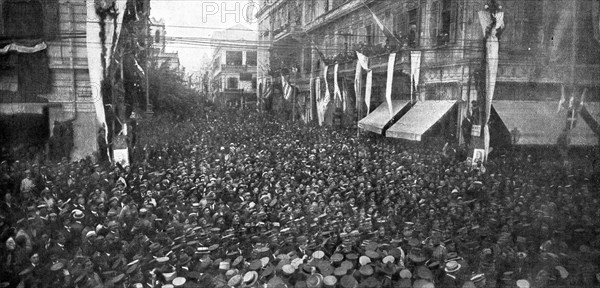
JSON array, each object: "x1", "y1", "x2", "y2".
[{"x1": 1, "y1": 107, "x2": 600, "y2": 288}]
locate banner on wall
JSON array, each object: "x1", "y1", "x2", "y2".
[
  {"x1": 356, "y1": 52, "x2": 372, "y2": 113},
  {"x1": 385, "y1": 53, "x2": 396, "y2": 117}
]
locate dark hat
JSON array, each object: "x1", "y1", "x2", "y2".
[
  {"x1": 359, "y1": 265, "x2": 374, "y2": 277},
  {"x1": 416, "y1": 266, "x2": 433, "y2": 280},
  {"x1": 340, "y1": 275, "x2": 357, "y2": 288}
]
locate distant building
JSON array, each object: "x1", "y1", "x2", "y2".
[
  {"x1": 149, "y1": 18, "x2": 183, "y2": 73},
  {"x1": 210, "y1": 24, "x2": 258, "y2": 107}
]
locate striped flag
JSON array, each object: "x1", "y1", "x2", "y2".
[{"x1": 281, "y1": 75, "x2": 294, "y2": 101}]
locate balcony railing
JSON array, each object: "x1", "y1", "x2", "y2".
[{"x1": 273, "y1": 23, "x2": 304, "y2": 42}]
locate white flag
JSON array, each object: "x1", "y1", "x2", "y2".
[
  {"x1": 410, "y1": 51, "x2": 422, "y2": 102},
  {"x1": 356, "y1": 52, "x2": 372, "y2": 113},
  {"x1": 354, "y1": 60, "x2": 363, "y2": 116},
  {"x1": 386, "y1": 53, "x2": 396, "y2": 117},
  {"x1": 334, "y1": 64, "x2": 342, "y2": 102}
]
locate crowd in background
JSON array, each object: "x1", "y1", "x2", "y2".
[{"x1": 1, "y1": 107, "x2": 600, "y2": 288}]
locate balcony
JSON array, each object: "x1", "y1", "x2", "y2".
[{"x1": 272, "y1": 23, "x2": 305, "y2": 43}]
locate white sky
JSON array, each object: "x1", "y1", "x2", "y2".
[{"x1": 151, "y1": 0, "x2": 258, "y2": 75}]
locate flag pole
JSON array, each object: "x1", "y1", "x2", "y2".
[{"x1": 359, "y1": 0, "x2": 402, "y2": 45}]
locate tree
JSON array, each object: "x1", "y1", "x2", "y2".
[{"x1": 147, "y1": 63, "x2": 204, "y2": 118}]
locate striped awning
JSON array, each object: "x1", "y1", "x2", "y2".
[{"x1": 387, "y1": 100, "x2": 456, "y2": 141}]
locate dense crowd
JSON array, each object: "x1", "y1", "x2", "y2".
[{"x1": 1, "y1": 107, "x2": 600, "y2": 288}]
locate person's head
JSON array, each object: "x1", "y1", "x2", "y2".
[{"x1": 30, "y1": 253, "x2": 39, "y2": 265}]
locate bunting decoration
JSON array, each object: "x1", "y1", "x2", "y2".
[
  {"x1": 281, "y1": 75, "x2": 294, "y2": 101},
  {"x1": 410, "y1": 51, "x2": 422, "y2": 102},
  {"x1": 86, "y1": 0, "x2": 128, "y2": 127},
  {"x1": 385, "y1": 53, "x2": 396, "y2": 118},
  {"x1": 356, "y1": 52, "x2": 372, "y2": 113},
  {"x1": 0, "y1": 42, "x2": 47, "y2": 54},
  {"x1": 478, "y1": 9, "x2": 504, "y2": 161},
  {"x1": 333, "y1": 64, "x2": 342, "y2": 102},
  {"x1": 362, "y1": 0, "x2": 401, "y2": 45},
  {"x1": 354, "y1": 60, "x2": 363, "y2": 117},
  {"x1": 316, "y1": 77, "x2": 323, "y2": 126}
]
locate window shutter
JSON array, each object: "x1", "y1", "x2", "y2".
[
  {"x1": 450, "y1": 0, "x2": 458, "y2": 43},
  {"x1": 431, "y1": 1, "x2": 439, "y2": 46}
]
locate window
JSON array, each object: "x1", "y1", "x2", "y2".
[
  {"x1": 440, "y1": 0, "x2": 452, "y2": 44},
  {"x1": 240, "y1": 73, "x2": 253, "y2": 81},
  {"x1": 228, "y1": 77, "x2": 239, "y2": 89},
  {"x1": 408, "y1": 8, "x2": 419, "y2": 47},
  {"x1": 155, "y1": 30, "x2": 161, "y2": 43},
  {"x1": 246, "y1": 51, "x2": 257, "y2": 66},
  {"x1": 3, "y1": 0, "x2": 44, "y2": 38},
  {"x1": 522, "y1": 0, "x2": 542, "y2": 50},
  {"x1": 431, "y1": 0, "x2": 456, "y2": 46},
  {"x1": 366, "y1": 24, "x2": 373, "y2": 45},
  {"x1": 226, "y1": 51, "x2": 243, "y2": 66},
  {"x1": 303, "y1": 47, "x2": 312, "y2": 74}
]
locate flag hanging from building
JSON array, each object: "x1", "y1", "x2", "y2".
[
  {"x1": 354, "y1": 60, "x2": 363, "y2": 116},
  {"x1": 316, "y1": 77, "x2": 324, "y2": 126},
  {"x1": 356, "y1": 52, "x2": 372, "y2": 113},
  {"x1": 364, "y1": 2, "x2": 400, "y2": 45},
  {"x1": 281, "y1": 75, "x2": 294, "y2": 101},
  {"x1": 557, "y1": 84, "x2": 566, "y2": 113},
  {"x1": 385, "y1": 53, "x2": 396, "y2": 118},
  {"x1": 334, "y1": 64, "x2": 342, "y2": 102},
  {"x1": 309, "y1": 77, "x2": 315, "y2": 123},
  {"x1": 323, "y1": 65, "x2": 331, "y2": 104},
  {"x1": 410, "y1": 51, "x2": 422, "y2": 102},
  {"x1": 86, "y1": 0, "x2": 127, "y2": 129},
  {"x1": 478, "y1": 10, "x2": 504, "y2": 161}
]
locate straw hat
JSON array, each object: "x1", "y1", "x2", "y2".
[
  {"x1": 243, "y1": 271, "x2": 259, "y2": 287},
  {"x1": 516, "y1": 279, "x2": 530, "y2": 288},
  {"x1": 444, "y1": 261, "x2": 461, "y2": 273}
]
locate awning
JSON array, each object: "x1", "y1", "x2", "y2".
[
  {"x1": 387, "y1": 100, "x2": 456, "y2": 141},
  {"x1": 358, "y1": 100, "x2": 410, "y2": 134},
  {"x1": 582, "y1": 102, "x2": 600, "y2": 135},
  {"x1": 493, "y1": 101, "x2": 597, "y2": 146}
]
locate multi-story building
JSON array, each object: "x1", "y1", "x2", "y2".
[
  {"x1": 0, "y1": 0, "x2": 152, "y2": 161},
  {"x1": 256, "y1": 0, "x2": 600, "y2": 147},
  {"x1": 149, "y1": 18, "x2": 183, "y2": 73},
  {"x1": 210, "y1": 24, "x2": 258, "y2": 107}
]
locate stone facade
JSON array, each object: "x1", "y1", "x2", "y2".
[
  {"x1": 0, "y1": 0, "x2": 153, "y2": 161},
  {"x1": 257, "y1": 0, "x2": 600, "y2": 134}
]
